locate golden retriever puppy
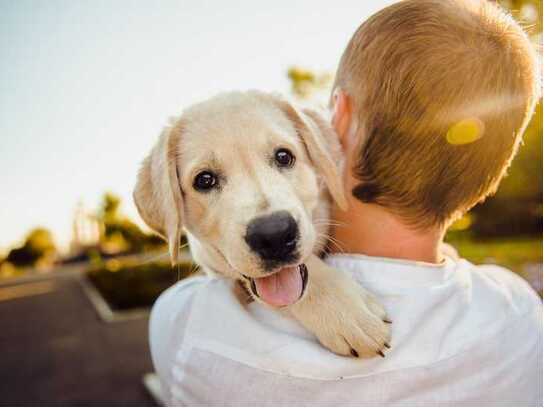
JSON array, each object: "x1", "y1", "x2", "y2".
[{"x1": 134, "y1": 91, "x2": 391, "y2": 358}]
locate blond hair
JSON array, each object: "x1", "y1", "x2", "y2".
[{"x1": 335, "y1": 0, "x2": 540, "y2": 227}]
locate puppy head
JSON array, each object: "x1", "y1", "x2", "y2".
[{"x1": 134, "y1": 91, "x2": 346, "y2": 305}]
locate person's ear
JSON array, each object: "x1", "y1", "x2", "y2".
[
  {"x1": 133, "y1": 121, "x2": 184, "y2": 265},
  {"x1": 331, "y1": 88, "x2": 353, "y2": 150}
]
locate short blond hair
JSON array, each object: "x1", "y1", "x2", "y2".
[{"x1": 335, "y1": 0, "x2": 540, "y2": 227}]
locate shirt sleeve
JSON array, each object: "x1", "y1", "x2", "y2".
[{"x1": 148, "y1": 275, "x2": 208, "y2": 404}]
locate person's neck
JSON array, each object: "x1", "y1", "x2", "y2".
[{"x1": 330, "y1": 200, "x2": 445, "y2": 264}]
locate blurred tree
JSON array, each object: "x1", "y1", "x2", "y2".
[
  {"x1": 97, "y1": 192, "x2": 166, "y2": 254},
  {"x1": 288, "y1": 66, "x2": 333, "y2": 100},
  {"x1": 101, "y1": 192, "x2": 121, "y2": 221},
  {"x1": 6, "y1": 228, "x2": 57, "y2": 267}
]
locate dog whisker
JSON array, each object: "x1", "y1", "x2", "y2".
[
  {"x1": 313, "y1": 219, "x2": 349, "y2": 228},
  {"x1": 125, "y1": 250, "x2": 170, "y2": 269},
  {"x1": 141, "y1": 251, "x2": 170, "y2": 265},
  {"x1": 129, "y1": 241, "x2": 190, "y2": 269},
  {"x1": 316, "y1": 232, "x2": 347, "y2": 253},
  {"x1": 313, "y1": 217, "x2": 348, "y2": 224}
]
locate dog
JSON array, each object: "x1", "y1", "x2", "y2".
[{"x1": 134, "y1": 91, "x2": 391, "y2": 358}]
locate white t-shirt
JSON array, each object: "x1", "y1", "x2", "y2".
[{"x1": 149, "y1": 254, "x2": 543, "y2": 407}]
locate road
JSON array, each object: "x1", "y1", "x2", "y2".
[{"x1": 0, "y1": 272, "x2": 156, "y2": 406}]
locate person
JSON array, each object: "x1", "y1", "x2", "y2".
[{"x1": 149, "y1": 0, "x2": 543, "y2": 405}]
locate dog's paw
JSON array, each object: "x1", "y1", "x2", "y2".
[
  {"x1": 290, "y1": 256, "x2": 391, "y2": 359},
  {"x1": 313, "y1": 281, "x2": 391, "y2": 359}
]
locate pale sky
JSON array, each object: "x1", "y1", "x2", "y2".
[{"x1": 0, "y1": 0, "x2": 395, "y2": 253}]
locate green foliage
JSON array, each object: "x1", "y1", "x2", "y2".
[
  {"x1": 97, "y1": 192, "x2": 167, "y2": 254},
  {"x1": 101, "y1": 192, "x2": 121, "y2": 221},
  {"x1": 287, "y1": 66, "x2": 333, "y2": 99},
  {"x1": 446, "y1": 235, "x2": 543, "y2": 272},
  {"x1": 87, "y1": 260, "x2": 195, "y2": 310},
  {"x1": 6, "y1": 228, "x2": 57, "y2": 267}
]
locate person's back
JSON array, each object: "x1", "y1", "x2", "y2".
[{"x1": 150, "y1": 0, "x2": 543, "y2": 405}]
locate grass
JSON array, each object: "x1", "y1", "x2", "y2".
[
  {"x1": 446, "y1": 235, "x2": 543, "y2": 297},
  {"x1": 445, "y1": 235, "x2": 543, "y2": 273}
]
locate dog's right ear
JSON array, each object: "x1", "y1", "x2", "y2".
[{"x1": 133, "y1": 122, "x2": 184, "y2": 265}]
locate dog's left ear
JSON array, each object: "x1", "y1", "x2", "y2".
[
  {"x1": 277, "y1": 98, "x2": 348, "y2": 211},
  {"x1": 133, "y1": 121, "x2": 184, "y2": 265}
]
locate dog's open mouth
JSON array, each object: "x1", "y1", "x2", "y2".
[{"x1": 243, "y1": 264, "x2": 308, "y2": 307}]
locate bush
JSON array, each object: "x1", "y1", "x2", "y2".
[
  {"x1": 6, "y1": 228, "x2": 57, "y2": 267},
  {"x1": 472, "y1": 197, "x2": 543, "y2": 238},
  {"x1": 87, "y1": 260, "x2": 196, "y2": 310}
]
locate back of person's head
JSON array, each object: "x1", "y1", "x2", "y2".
[{"x1": 334, "y1": 0, "x2": 541, "y2": 228}]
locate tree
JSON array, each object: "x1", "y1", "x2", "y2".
[
  {"x1": 101, "y1": 192, "x2": 121, "y2": 222},
  {"x1": 97, "y1": 192, "x2": 165, "y2": 254},
  {"x1": 287, "y1": 67, "x2": 333, "y2": 101},
  {"x1": 6, "y1": 228, "x2": 57, "y2": 267}
]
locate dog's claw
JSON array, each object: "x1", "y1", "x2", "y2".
[
  {"x1": 383, "y1": 318, "x2": 392, "y2": 324},
  {"x1": 350, "y1": 348, "x2": 359, "y2": 358},
  {"x1": 384, "y1": 342, "x2": 391, "y2": 349},
  {"x1": 377, "y1": 350, "x2": 386, "y2": 358}
]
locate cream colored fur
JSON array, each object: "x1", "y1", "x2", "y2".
[{"x1": 134, "y1": 91, "x2": 390, "y2": 358}]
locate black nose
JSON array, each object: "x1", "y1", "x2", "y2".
[{"x1": 245, "y1": 211, "x2": 299, "y2": 263}]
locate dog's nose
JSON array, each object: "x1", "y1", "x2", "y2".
[{"x1": 245, "y1": 211, "x2": 299, "y2": 262}]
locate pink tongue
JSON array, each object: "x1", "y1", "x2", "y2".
[{"x1": 254, "y1": 266, "x2": 302, "y2": 307}]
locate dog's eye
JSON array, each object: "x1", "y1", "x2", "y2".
[
  {"x1": 274, "y1": 148, "x2": 295, "y2": 168},
  {"x1": 193, "y1": 171, "x2": 217, "y2": 192}
]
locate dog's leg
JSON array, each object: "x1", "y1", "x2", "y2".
[{"x1": 289, "y1": 254, "x2": 391, "y2": 358}]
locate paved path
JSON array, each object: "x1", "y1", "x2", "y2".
[{"x1": 0, "y1": 274, "x2": 156, "y2": 406}]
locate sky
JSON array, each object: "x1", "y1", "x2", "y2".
[{"x1": 0, "y1": 0, "x2": 395, "y2": 253}]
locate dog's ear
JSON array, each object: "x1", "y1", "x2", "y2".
[
  {"x1": 276, "y1": 98, "x2": 348, "y2": 211},
  {"x1": 133, "y1": 121, "x2": 184, "y2": 265}
]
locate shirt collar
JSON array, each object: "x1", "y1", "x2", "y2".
[{"x1": 326, "y1": 253, "x2": 459, "y2": 288}]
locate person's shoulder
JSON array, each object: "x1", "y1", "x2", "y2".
[
  {"x1": 463, "y1": 261, "x2": 543, "y2": 375},
  {"x1": 463, "y1": 260, "x2": 542, "y2": 316},
  {"x1": 150, "y1": 274, "x2": 233, "y2": 328},
  {"x1": 149, "y1": 275, "x2": 236, "y2": 388},
  {"x1": 151, "y1": 275, "x2": 205, "y2": 322}
]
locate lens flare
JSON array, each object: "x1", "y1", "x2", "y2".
[{"x1": 446, "y1": 118, "x2": 485, "y2": 145}]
